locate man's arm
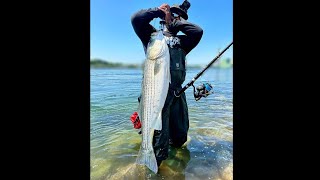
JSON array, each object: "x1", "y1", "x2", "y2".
[
  {"x1": 131, "y1": 7, "x2": 166, "y2": 52},
  {"x1": 167, "y1": 19, "x2": 203, "y2": 55}
]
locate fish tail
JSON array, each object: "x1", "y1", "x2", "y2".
[{"x1": 136, "y1": 147, "x2": 158, "y2": 173}]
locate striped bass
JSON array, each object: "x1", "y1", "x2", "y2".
[{"x1": 136, "y1": 31, "x2": 171, "y2": 173}]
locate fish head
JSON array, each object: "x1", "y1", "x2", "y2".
[{"x1": 146, "y1": 32, "x2": 167, "y2": 60}]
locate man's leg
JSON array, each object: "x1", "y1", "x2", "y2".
[{"x1": 169, "y1": 92, "x2": 189, "y2": 147}]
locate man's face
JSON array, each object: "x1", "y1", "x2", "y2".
[{"x1": 171, "y1": 13, "x2": 181, "y2": 21}]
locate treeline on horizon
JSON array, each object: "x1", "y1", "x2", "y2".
[
  {"x1": 90, "y1": 58, "x2": 232, "y2": 69},
  {"x1": 90, "y1": 59, "x2": 139, "y2": 69}
]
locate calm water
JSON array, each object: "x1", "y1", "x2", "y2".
[{"x1": 91, "y1": 67, "x2": 233, "y2": 180}]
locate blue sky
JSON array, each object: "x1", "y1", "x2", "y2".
[{"x1": 90, "y1": 0, "x2": 233, "y2": 65}]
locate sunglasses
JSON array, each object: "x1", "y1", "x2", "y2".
[{"x1": 171, "y1": 13, "x2": 180, "y2": 18}]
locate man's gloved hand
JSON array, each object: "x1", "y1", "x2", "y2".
[{"x1": 158, "y1": 4, "x2": 172, "y2": 25}]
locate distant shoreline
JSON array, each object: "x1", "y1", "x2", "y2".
[
  {"x1": 90, "y1": 59, "x2": 140, "y2": 69},
  {"x1": 90, "y1": 59, "x2": 232, "y2": 69}
]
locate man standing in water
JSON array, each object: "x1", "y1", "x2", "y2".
[{"x1": 131, "y1": 0, "x2": 203, "y2": 167}]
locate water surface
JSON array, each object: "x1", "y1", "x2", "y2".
[{"x1": 91, "y1": 68, "x2": 233, "y2": 180}]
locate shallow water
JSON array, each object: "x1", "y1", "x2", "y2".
[{"x1": 91, "y1": 68, "x2": 233, "y2": 180}]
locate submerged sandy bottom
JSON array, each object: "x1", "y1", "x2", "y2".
[{"x1": 91, "y1": 134, "x2": 233, "y2": 180}]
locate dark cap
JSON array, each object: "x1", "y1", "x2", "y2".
[{"x1": 170, "y1": 0, "x2": 191, "y2": 20}]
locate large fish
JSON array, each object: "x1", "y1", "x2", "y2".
[{"x1": 136, "y1": 31, "x2": 171, "y2": 173}]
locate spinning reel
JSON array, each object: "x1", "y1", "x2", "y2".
[{"x1": 192, "y1": 82, "x2": 214, "y2": 101}]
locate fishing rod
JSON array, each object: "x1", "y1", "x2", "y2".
[{"x1": 174, "y1": 41, "x2": 233, "y2": 100}]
